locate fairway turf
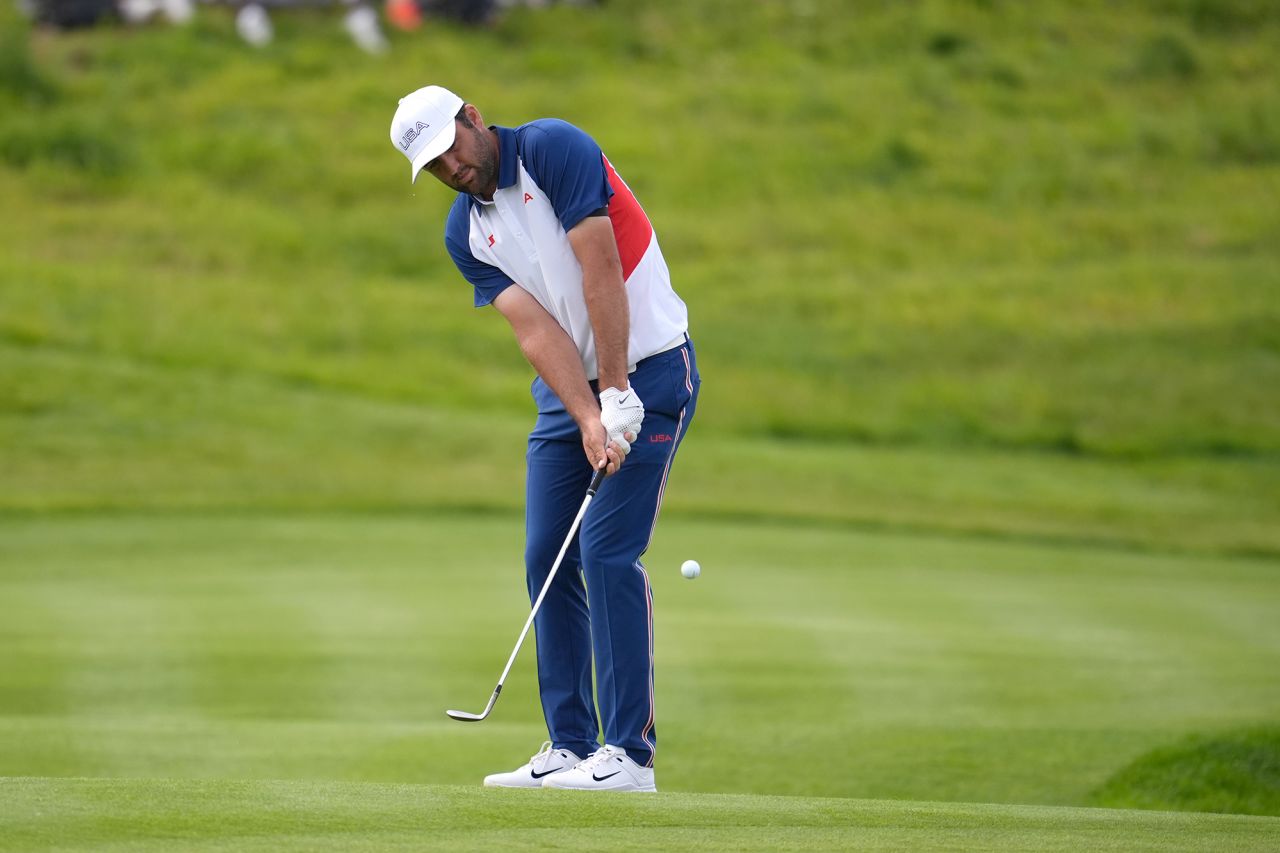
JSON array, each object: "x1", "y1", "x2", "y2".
[
  {"x1": 4, "y1": 778, "x2": 1279, "y2": 853},
  {"x1": 2, "y1": 515, "x2": 1278, "y2": 819}
]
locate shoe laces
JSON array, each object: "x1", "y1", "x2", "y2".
[
  {"x1": 574, "y1": 744, "x2": 624, "y2": 773},
  {"x1": 528, "y1": 741, "x2": 556, "y2": 771}
]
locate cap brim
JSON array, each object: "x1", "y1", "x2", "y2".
[{"x1": 409, "y1": 122, "x2": 457, "y2": 184}]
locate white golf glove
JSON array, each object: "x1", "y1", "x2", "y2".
[{"x1": 599, "y1": 386, "x2": 645, "y2": 456}]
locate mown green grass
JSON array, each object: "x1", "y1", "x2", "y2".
[
  {"x1": 2, "y1": 515, "x2": 1278, "y2": 806},
  {"x1": 2, "y1": 513, "x2": 1279, "y2": 849},
  {"x1": 4, "y1": 777, "x2": 1279, "y2": 853}
]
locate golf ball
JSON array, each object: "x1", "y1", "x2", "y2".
[{"x1": 681, "y1": 559, "x2": 701, "y2": 579}]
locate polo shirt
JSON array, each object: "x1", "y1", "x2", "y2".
[{"x1": 444, "y1": 120, "x2": 688, "y2": 382}]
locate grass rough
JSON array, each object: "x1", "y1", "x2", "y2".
[{"x1": 1092, "y1": 727, "x2": 1280, "y2": 816}]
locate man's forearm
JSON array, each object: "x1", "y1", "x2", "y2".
[
  {"x1": 583, "y1": 268, "x2": 630, "y2": 391},
  {"x1": 515, "y1": 321, "x2": 601, "y2": 433},
  {"x1": 569, "y1": 216, "x2": 630, "y2": 391}
]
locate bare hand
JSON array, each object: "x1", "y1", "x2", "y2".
[{"x1": 582, "y1": 425, "x2": 627, "y2": 476}]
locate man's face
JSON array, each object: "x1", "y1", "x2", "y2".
[{"x1": 421, "y1": 109, "x2": 499, "y2": 198}]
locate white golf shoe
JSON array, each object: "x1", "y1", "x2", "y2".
[
  {"x1": 483, "y1": 741, "x2": 582, "y2": 788},
  {"x1": 541, "y1": 744, "x2": 657, "y2": 792}
]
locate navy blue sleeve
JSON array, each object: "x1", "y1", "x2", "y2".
[
  {"x1": 519, "y1": 120, "x2": 614, "y2": 232},
  {"x1": 444, "y1": 195, "x2": 512, "y2": 308}
]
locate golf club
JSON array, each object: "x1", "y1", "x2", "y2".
[{"x1": 446, "y1": 465, "x2": 608, "y2": 722}]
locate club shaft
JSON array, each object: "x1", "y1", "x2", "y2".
[{"x1": 491, "y1": 472, "x2": 602, "y2": 690}]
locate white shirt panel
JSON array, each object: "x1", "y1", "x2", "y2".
[{"x1": 466, "y1": 162, "x2": 687, "y2": 381}]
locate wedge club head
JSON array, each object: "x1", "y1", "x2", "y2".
[{"x1": 446, "y1": 686, "x2": 500, "y2": 722}]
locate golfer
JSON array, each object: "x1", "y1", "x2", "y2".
[{"x1": 390, "y1": 86, "x2": 700, "y2": 792}]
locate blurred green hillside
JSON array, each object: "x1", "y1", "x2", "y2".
[{"x1": 2, "y1": 0, "x2": 1278, "y2": 552}]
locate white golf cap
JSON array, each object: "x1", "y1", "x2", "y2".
[{"x1": 390, "y1": 85, "x2": 465, "y2": 183}]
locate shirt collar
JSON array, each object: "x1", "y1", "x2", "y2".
[{"x1": 466, "y1": 125, "x2": 518, "y2": 209}]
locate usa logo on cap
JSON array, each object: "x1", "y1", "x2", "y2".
[{"x1": 399, "y1": 121, "x2": 431, "y2": 152}]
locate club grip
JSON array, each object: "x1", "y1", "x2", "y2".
[{"x1": 587, "y1": 466, "x2": 608, "y2": 496}]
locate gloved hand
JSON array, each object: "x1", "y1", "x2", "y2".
[{"x1": 599, "y1": 386, "x2": 645, "y2": 456}]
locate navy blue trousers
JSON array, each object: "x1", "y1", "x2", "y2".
[{"x1": 524, "y1": 339, "x2": 699, "y2": 769}]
